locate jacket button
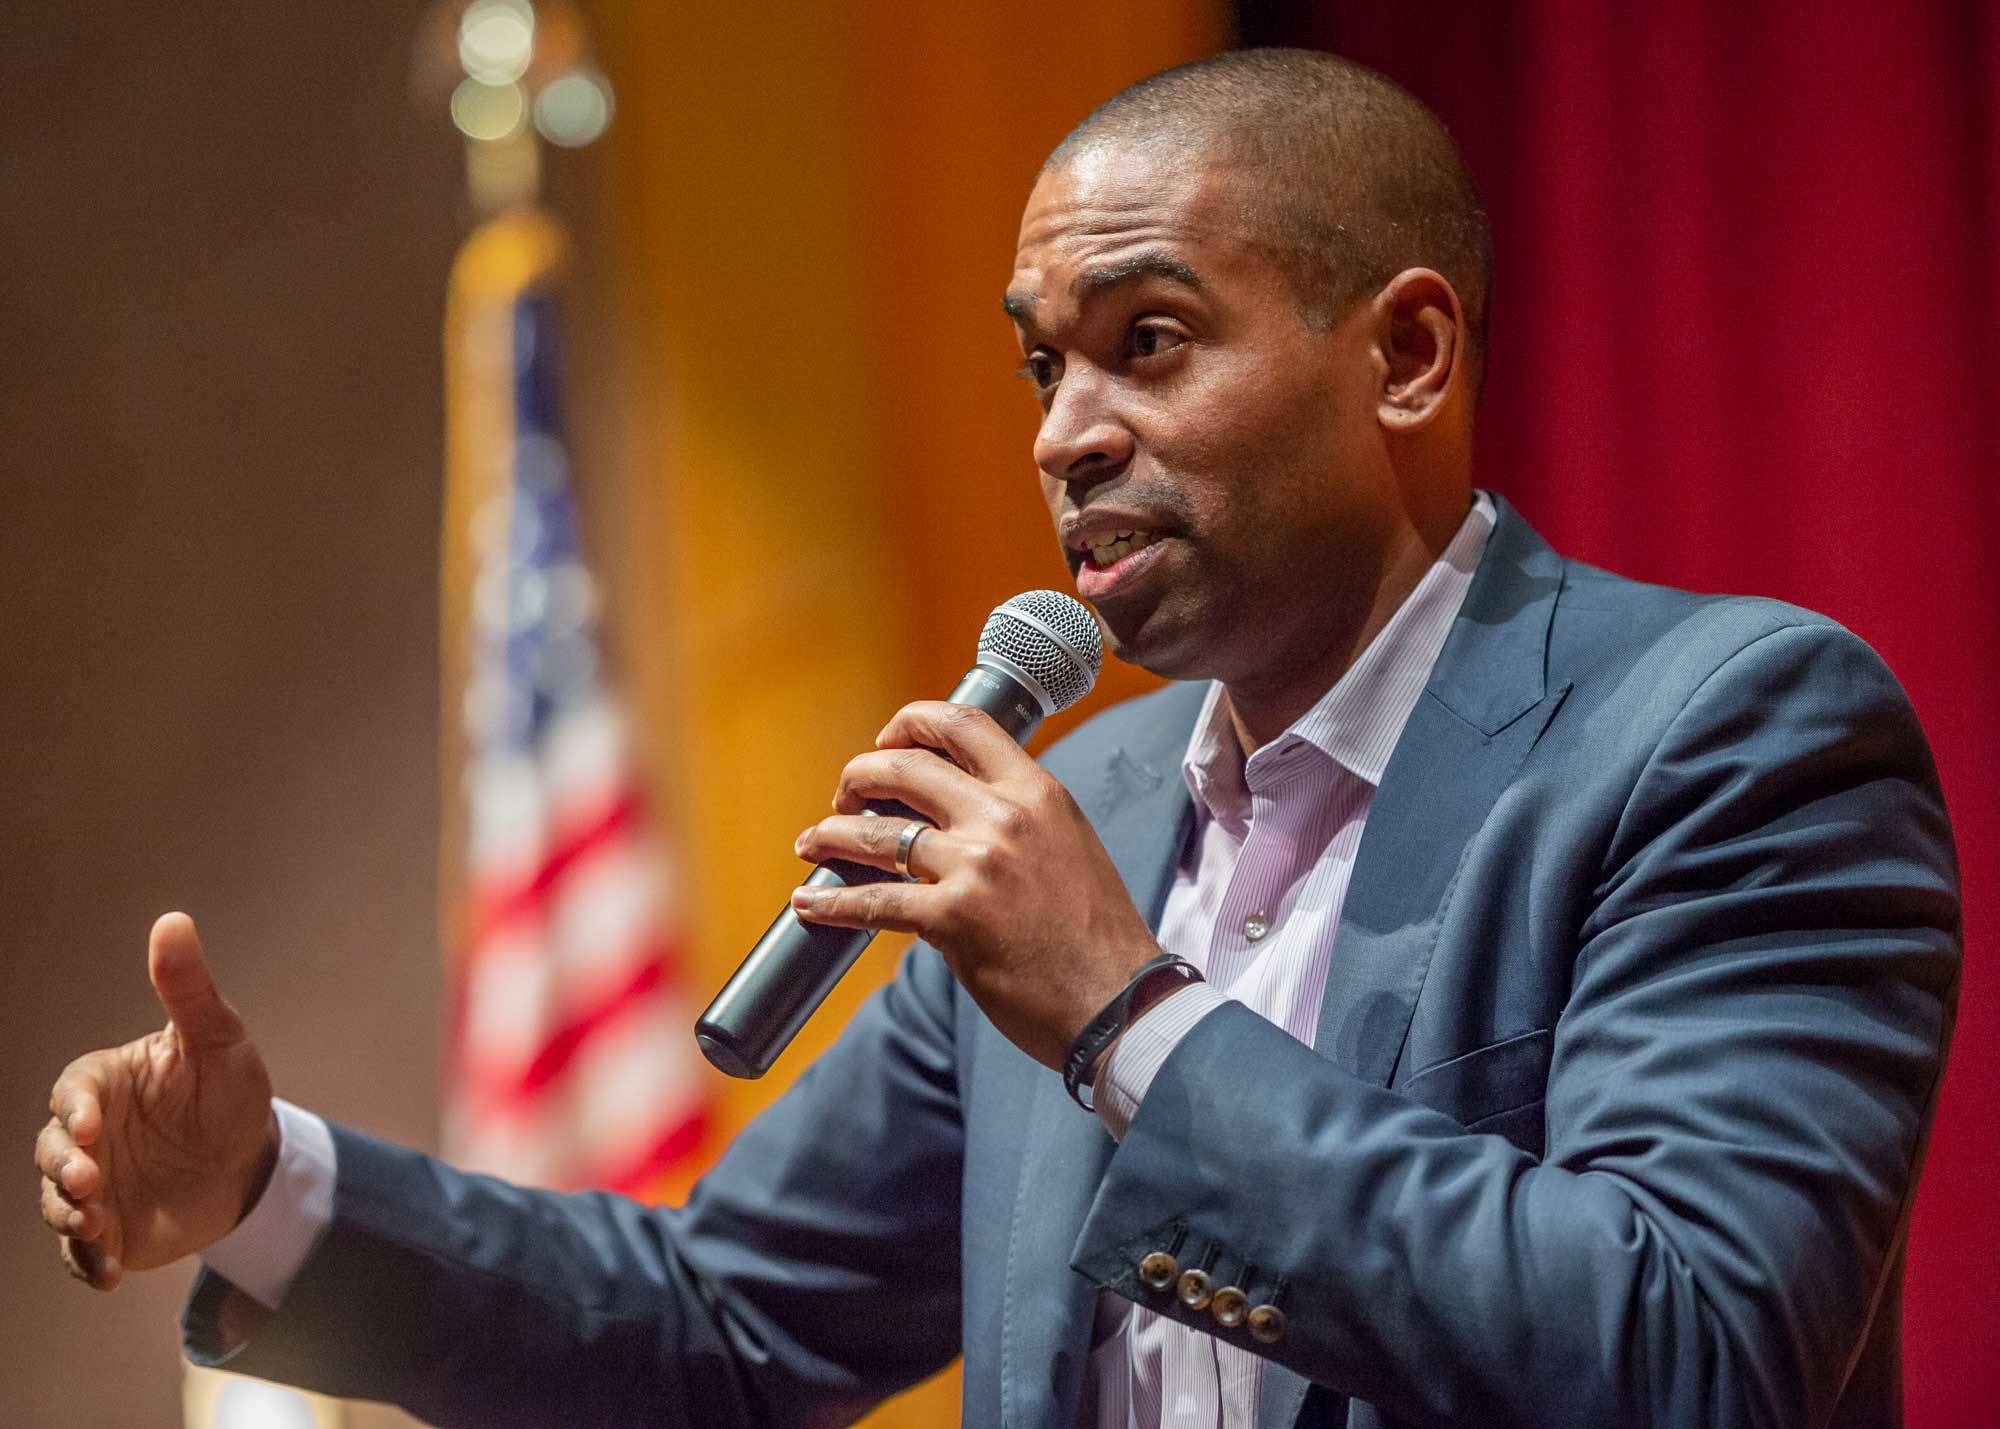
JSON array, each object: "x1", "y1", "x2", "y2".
[
  {"x1": 1138, "y1": 1252, "x2": 1179, "y2": 1293},
  {"x1": 1211, "y1": 1285, "x2": 1249, "y2": 1328},
  {"x1": 1247, "y1": 1303, "x2": 1287, "y2": 1344},
  {"x1": 1176, "y1": 1268, "x2": 1213, "y2": 1311}
]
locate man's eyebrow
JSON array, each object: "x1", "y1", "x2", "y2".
[
  {"x1": 1001, "y1": 253, "x2": 1203, "y2": 325},
  {"x1": 1072, "y1": 252, "x2": 1202, "y2": 296}
]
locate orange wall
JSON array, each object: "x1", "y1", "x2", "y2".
[{"x1": 582, "y1": 3, "x2": 1224, "y2": 1421}]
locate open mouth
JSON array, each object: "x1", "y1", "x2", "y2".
[
  {"x1": 1072, "y1": 528, "x2": 1176, "y2": 600},
  {"x1": 1081, "y1": 528, "x2": 1167, "y2": 569}
]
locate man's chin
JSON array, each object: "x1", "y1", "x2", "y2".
[{"x1": 1095, "y1": 607, "x2": 1222, "y2": 684}]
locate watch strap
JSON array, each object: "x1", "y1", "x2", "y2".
[{"x1": 1062, "y1": 952, "x2": 1204, "y2": 1110}]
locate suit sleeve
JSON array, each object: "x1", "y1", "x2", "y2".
[
  {"x1": 182, "y1": 941, "x2": 967, "y2": 1429},
  {"x1": 1069, "y1": 622, "x2": 1961, "y2": 1428}
]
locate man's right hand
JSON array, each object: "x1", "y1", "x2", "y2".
[{"x1": 34, "y1": 912, "x2": 278, "y2": 1291}]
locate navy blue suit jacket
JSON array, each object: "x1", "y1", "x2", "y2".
[{"x1": 186, "y1": 499, "x2": 1960, "y2": 1428}]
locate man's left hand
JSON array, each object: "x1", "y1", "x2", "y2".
[{"x1": 791, "y1": 701, "x2": 1160, "y2": 1070}]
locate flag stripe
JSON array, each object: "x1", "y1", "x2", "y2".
[
  {"x1": 498, "y1": 949, "x2": 667, "y2": 1104},
  {"x1": 467, "y1": 791, "x2": 641, "y2": 946},
  {"x1": 600, "y1": 1110, "x2": 709, "y2": 1197}
]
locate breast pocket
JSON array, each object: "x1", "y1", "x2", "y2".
[{"x1": 1398, "y1": 1027, "x2": 1552, "y2": 1158}]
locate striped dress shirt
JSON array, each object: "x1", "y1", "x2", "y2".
[{"x1": 1087, "y1": 491, "x2": 1496, "y2": 1429}]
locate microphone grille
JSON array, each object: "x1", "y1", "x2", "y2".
[{"x1": 978, "y1": 590, "x2": 1104, "y2": 713}]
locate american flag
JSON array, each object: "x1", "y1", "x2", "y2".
[{"x1": 443, "y1": 217, "x2": 707, "y2": 1194}]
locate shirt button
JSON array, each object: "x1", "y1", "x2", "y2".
[{"x1": 1242, "y1": 912, "x2": 1272, "y2": 941}]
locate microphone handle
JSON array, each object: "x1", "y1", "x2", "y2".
[{"x1": 694, "y1": 664, "x2": 1048, "y2": 1079}]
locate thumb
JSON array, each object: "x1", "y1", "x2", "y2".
[{"x1": 147, "y1": 913, "x2": 245, "y2": 1052}]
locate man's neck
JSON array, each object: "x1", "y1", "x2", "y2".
[{"x1": 1219, "y1": 496, "x2": 1469, "y2": 755}]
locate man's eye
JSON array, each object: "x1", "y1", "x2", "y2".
[
  {"x1": 1129, "y1": 322, "x2": 1187, "y2": 359},
  {"x1": 1016, "y1": 353, "x2": 1061, "y2": 389}
]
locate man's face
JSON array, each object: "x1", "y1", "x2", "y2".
[{"x1": 1006, "y1": 145, "x2": 1401, "y2": 688}]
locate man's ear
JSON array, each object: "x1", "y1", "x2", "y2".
[{"x1": 1373, "y1": 268, "x2": 1464, "y2": 433}]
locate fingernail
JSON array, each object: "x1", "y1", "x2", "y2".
[
  {"x1": 68, "y1": 1209, "x2": 83, "y2": 1231},
  {"x1": 792, "y1": 889, "x2": 825, "y2": 915},
  {"x1": 793, "y1": 829, "x2": 811, "y2": 855}
]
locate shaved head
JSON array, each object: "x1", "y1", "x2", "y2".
[{"x1": 1046, "y1": 48, "x2": 1493, "y2": 381}]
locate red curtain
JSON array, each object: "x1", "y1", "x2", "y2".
[{"x1": 1243, "y1": 3, "x2": 1999, "y2": 1422}]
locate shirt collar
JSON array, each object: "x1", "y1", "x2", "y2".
[{"x1": 1181, "y1": 490, "x2": 1497, "y2": 819}]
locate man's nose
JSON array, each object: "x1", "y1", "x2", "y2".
[{"x1": 1033, "y1": 374, "x2": 1134, "y2": 485}]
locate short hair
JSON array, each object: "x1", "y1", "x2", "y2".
[{"x1": 1047, "y1": 48, "x2": 1494, "y2": 380}]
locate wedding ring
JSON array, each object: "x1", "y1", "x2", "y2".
[{"x1": 894, "y1": 819, "x2": 931, "y2": 880}]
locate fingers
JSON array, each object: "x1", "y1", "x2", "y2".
[
  {"x1": 40, "y1": 1111, "x2": 119, "y2": 1287},
  {"x1": 876, "y1": 701, "x2": 1026, "y2": 779},
  {"x1": 797, "y1": 815, "x2": 953, "y2": 881},
  {"x1": 35, "y1": 1117, "x2": 70, "y2": 1181},
  {"x1": 60, "y1": 1234, "x2": 122, "y2": 1292},
  {"x1": 37, "y1": 1115, "x2": 108, "y2": 1249},
  {"x1": 49, "y1": 1062, "x2": 105, "y2": 1148},
  {"x1": 832, "y1": 745, "x2": 985, "y2": 819},
  {"x1": 148, "y1": 911, "x2": 245, "y2": 1052},
  {"x1": 791, "y1": 878, "x2": 929, "y2": 935},
  {"x1": 41, "y1": 1174, "x2": 104, "y2": 1240},
  {"x1": 40, "y1": 1118, "x2": 115, "y2": 1290},
  {"x1": 41, "y1": 1174, "x2": 79, "y2": 1234},
  {"x1": 35, "y1": 1118, "x2": 100, "y2": 1199}
]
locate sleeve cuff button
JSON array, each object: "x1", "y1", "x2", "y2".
[{"x1": 1138, "y1": 1251, "x2": 1179, "y2": 1292}]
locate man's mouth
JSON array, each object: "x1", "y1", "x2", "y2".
[
  {"x1": 1072, "y1": 528, "x2": 1177, "y2": 603},
  {"x1": 1081, "y1": 528, "x2": 1167, "y2": 569}
]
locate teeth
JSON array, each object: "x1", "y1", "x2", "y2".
[{"x1": 1085, "y1": 529, "x2": 1160, "y2": 568}]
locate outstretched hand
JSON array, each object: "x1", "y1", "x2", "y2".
[
  {"x1": 791, "y1": 701, "x2": 1161, "y2": 1069},
  {"x1": 34, "y1": 913, "x2": 278, "y2": 1290}
]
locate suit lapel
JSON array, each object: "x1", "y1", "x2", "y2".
[
  {"x1": 1312, "y1": 496, "x2": 1567, "y2": 1081},
  {"x1": 1002, "y1": 682, "x2": 1203, "y2": 1427},
  {"x1": 1259, "y1": 501, "x2": 1572, "y2": 1429},
  {"x1": 1072, "y1": 679, "x2": 1206, "y2": 960}
]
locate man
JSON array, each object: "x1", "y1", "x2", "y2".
[{"x1": 34, "y1": 49, "x2": 1958, "y2": 1429}]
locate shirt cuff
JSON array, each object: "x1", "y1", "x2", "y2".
[
  {"x1": 197, "y1": 1097, "x2": 336, "y2": 1310},
  {"x1": 1092, "y1": 982, "x2": 1231, "y2": 1141}
]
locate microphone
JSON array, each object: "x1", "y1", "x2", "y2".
[{"x1": 695, "y1": 590, "x2": 1104, "y2": 1079}]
